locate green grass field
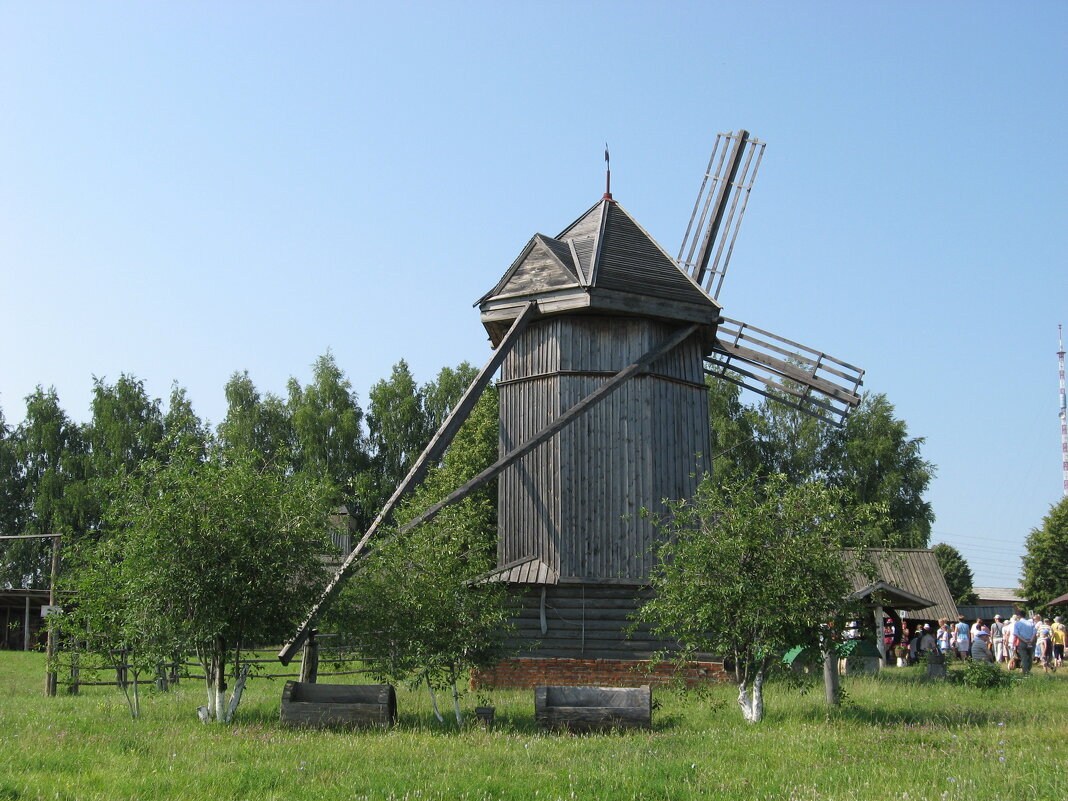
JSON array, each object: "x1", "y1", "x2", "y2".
[{"x1": 0, "y1": 651, "x2": 1065, "y2": 800}]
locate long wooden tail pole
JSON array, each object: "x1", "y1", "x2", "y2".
[{"x1": 278, "y1": 302, "x2": 538, "y2": 664}]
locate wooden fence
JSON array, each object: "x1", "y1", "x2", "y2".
[{"x1": 56, "y1": 633, "x2": 371, "y2": 694}]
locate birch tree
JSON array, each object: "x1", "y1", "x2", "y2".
[
  {"x1": 328, "y1": 388, "x2": 509, "y2": 723},
  {"x1": 61, "y1": 450, "x2": 335, "y2": 722},
  {"x1": 5, "y1": 388, "x2": 87, "y2": 587},
  {"x1": 1021, "y1": 495, "x2": 1068, "y2": 611},
  {"x1": 637, "y1": 473, "x2": 879, "y2": 723}
]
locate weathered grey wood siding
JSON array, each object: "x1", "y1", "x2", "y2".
[
  {"x1": 502, "y1": 584, "x2": 688, "y2": 661},
  {"x1": 497, "y1": 237, "x2": 579, "y2": 298},
  {"x1": 497, "y1": 316, "x2": 709, "y2": 582}
]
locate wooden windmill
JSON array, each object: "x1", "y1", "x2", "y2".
[{"x1": 279, "y1": 131, "x2": 865, "y2": 682}]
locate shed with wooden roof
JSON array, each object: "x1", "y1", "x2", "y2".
[{"x1": 848, "y1": 549, "x2": 958, "y2": 622}]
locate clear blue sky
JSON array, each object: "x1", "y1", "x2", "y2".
[{"x1": 2, "y1": 3, "x2": 1066, "y2": 589}]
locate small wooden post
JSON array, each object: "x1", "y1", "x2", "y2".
[
  {"x1": 68, "y1": 648, "x2": 80, "y2": 695},
  {"x1": 926, "y1": 648, "x2": 946, "y2": 680},
  {"x1": 822, "y1": 648, "x2": 840, "y2": 707},
  {"x1": 872, "y1": 605, "x2": 885, "y2": 672},
  {"x1": 299, "y1": 629, "x2": 319, "y2": 684},
  {"x1": 117, "y1": 649, "x2": 128, "y2": 690},
  {"x1": 44, "y1": 535, "x2": 61, "y2": 697}
]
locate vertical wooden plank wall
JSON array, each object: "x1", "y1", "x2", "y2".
[{"x1": 497, "y1": 316, "x2": 710, "y2": 582}]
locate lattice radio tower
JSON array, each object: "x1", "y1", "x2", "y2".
[{"x1": 1060, "y1": 324, "x2": 1067, "y2": 497}]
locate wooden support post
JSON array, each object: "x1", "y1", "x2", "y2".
[
  {"x1": 23, "y1": 596, "x2": 30, "y2": 652},
  {"x1": 299, "y1": 629, "x2": 319, "y2": 684},
  {"x1": 279, "y1": 302, "x2": 539, "y2": 664},
  {"x1": 68, "y1": 651, "x2": 80, "y2": 695},
  {"x1": 872, "y1": 606, "x2": 885, "y2": 672},
  {"x1": 117, "y1": 650, "x2": 128, "y2": 690},
  {"x1": 45, "y1": 535, "x2": 61, "y2": 697}
]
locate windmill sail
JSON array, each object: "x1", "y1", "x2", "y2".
[
  {"x1": 678, "y1": 130, "x2": 765, "y2": 300},
  {"x1": 707, "y1": 317, "x2": 864, "y2": 427}
]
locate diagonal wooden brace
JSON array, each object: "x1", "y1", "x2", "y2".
[
  {"x1": 278, "y1": 302, "x2": 538, "y2": 664},
  {"x1": 279, "y1": 317, "x2": 699, "y2": 663}
]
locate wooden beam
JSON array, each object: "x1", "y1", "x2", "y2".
[
  {"x1": 278, "y1": 302, "x2": 539, "y2": 664},
  {"x1": 711, "y1": 337, "x2": 861, "y2": 406}
]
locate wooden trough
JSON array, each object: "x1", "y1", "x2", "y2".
[
  {"x1": 534, "y1": 685, "x2": 652, "y2": 732},
  {"x1": 280, "y1": 681, "x2": 397, "y2": 729}
]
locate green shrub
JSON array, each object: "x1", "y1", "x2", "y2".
[{"x1": 949, "y1": 660, "x2": 1018, "y2": 690}]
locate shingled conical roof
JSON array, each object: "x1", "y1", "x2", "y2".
[{"x1": 478, "y1": 197, "x2": 720, "y2": 346}]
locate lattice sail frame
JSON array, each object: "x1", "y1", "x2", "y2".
[{"x1": 706, "y1": 318, "x2": 865, "y2": 427}]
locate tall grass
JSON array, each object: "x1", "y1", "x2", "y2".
[{"x1": 0, "y1": 652, "x2": 1064, "y2": 800}]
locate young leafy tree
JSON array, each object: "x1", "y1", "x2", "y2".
[
  {"x1": 217, "y1": 371, "x2": 294, "y2": 469},
  {"x1": 5, "y1": 388, "x2": 88, "y2": 587},
  {"x1": 932, "y1": 542, "x2": 979, "y2": 605},
  {"x1": 328, "y1": 388, "x2": 509, "y2": 724},
  {"x1": 637, "y1": 472, "x2": 879, "y2": 723},
  {"x1": 823, "y1": 393, "x2": 934, "y2": 548},
  {"x1": 287, "y1": 353, "x2": 368, "y2": 514},
  {"x1": 55, "y1": 532, "x2": 175, "y2": 718},
  {"x1": 64, "y1": 449, "x2": 335, "y2": 722},
  {"x1": 160, "y1": 384, "x2": 209, "y2": 462},
  {"x1": 0, "y1": 404, "x2": 24, "y2": 539},
  {"x1": 710, "y1": 387, "x2": 934, "y2": 549},
  {"x1": 358, "y1": 360, "x2": 432, "y2": 519},
  {"x1": 422, "y1": 362, "x2": 478, "y2": 436},
  {"x1": 1021, "y1": 495, "x2": 1068, "y2": 610},
  {"x1": 706, "y1": 377, "x2": 762, "y2": 484}
]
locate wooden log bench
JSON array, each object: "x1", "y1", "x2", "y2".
[
  {"x1": 280, "y1": 681, "x2": 397, "y2": 729},
  {"x1": 534, "y1": 685, "x2": 652, "y2": 732}
]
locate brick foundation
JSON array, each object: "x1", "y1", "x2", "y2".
[{"x1": 471, "y1": 657, "x2": 726, "y2": 689}]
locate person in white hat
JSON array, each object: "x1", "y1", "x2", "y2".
[{"x1": 970, "y1": 629, "x2": 993, "y2": 662}]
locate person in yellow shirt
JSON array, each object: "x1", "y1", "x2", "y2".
[{"x1": 1051, "y1": 616, "x2": 1066, "y2": 669}]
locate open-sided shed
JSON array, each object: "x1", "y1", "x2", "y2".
[{"x1": 847, "y1": 548, "x2": 958, "y2": 664}]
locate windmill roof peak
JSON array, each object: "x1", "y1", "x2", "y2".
[{"x1": 477, "y1": 196, "x2": 720, "y2": 344}]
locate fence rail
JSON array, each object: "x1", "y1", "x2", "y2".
[{"x1": 55, "y1": 637, "x2": 371, "y2": 694}]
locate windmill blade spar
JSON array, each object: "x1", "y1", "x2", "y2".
[
  {"x1": 678, "y1": 131, "x2": 765, "y2": 300},
  {"x1": 707, "y1": 317, "x2": 864, "y2": 426}
]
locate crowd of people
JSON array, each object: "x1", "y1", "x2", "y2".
[{"x1": 884, "y1": 613, "x2": 1066, "y2": 676}]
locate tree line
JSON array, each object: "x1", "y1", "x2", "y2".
[
  {"x1": 0, "y1": 353, "x2": 479, "y2": 589},
  {"x1": 1, "y1": 352, "x2": 953, "y2": 724}
]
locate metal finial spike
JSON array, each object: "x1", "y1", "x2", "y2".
[{"x1": 603, "y1": 143, "x2": 612, "y2": 199}]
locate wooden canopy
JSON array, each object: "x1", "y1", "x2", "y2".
[
  {"x1": 847, "y1": 549, "x2": 959, "y2": 621},
  {"x1": 847, "y1": 581, "x2": 934, "y2": 611}
]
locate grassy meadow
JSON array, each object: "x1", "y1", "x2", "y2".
[{"x1": 0, "y1": 651, "x2": 1065, "y2": 800}]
